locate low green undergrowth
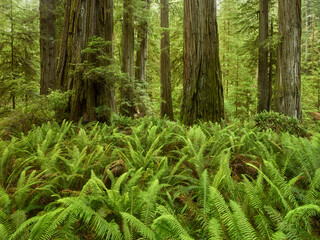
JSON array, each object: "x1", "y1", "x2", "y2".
[{"x1": 0, "y1": 117, "x2": 319, "y2": 239}]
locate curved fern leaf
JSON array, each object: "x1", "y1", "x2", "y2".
[
  {"x1": 120, "y1": 212, "x2": 156, "y2": 240},
  {"x1": 152, "y1": 214, "x2": 191, "y2": 240},
  {"x1": 209, "y1": 187, "x2": 239, "y2": 239},
  {"x1": 284, "y1": 204, "x2": 320, "y2": 223},
  {"x1": 230, "y1": 200, "x2": 258, "y2": 240},
  {"x1": 59, "y1": 197, "x2": 123, "y2": 240},
  {"x1": 208, "y1": 218, "x2": 223, "y2": 240}
]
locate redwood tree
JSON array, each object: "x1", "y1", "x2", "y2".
[
  {"x1": 160, "y1": 0, "x2": 174, "y2": 120},
  {"x1": 40, "y1": 0, "x2": 56, "y2": 95},
  {"x1": 135, "y1": 0, "x2": 150, "y2": 116},
  {"x1": 257, "y1": 0, "x2": 270, "y2": 112},
  {"x1": 56, "y1": 0, "x2": 115, "y2": 122},
  {"x1": 120, "y1": 0, "x2": 136, "y2": 117},
  {"x1": 181, "y1": 0, "x2": 224, "y2": 125},
  {"x1": 275, "y1": 0, "x2": 302, "y2": 120}
]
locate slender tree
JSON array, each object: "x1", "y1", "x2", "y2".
[
  {"x1": 0, "y1": 0, "x2": 39, "y2": 108},
  {"x1": 10, "y1": 0, "x2": 15, "y2": 108},
  {"x1": 135, "y1": 0, "x2": 150, "y2": 116},
  {"x1": 181, "y1": 0, "x2": 224, "y2": 125},
  {"x1": 120, "y1": 0, "x2": 136, "y2": 117},
  {"x1": 160, "y1": 0, "x2": 174, "y2": 120},
  {"x1": 275, "y1": 0, "x2": 302, "y2": 120},
  {"x1": 40, "y1": 0, "x2": 56, "y2": 95},
  {"x1": 257, "y1": 0, "x2": 270, "y2": 112},
  {"x1": 56, "y1": 0, "x2": 115, "y2": 122}
]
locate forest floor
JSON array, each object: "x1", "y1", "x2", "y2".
[{"x1": 0, "y1": 113, "x2": 319, "y2": 239}]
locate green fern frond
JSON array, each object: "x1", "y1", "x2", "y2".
[
  {"x1": 264, "y1": 205, "x2": 284, "y2": 226},
  {"x1": 271, "y1": 231, "x2": 287, "y2": 240},
  {"x1": 140, "y1": 179, "x2": 167, "y2": 224},
  {"x1": 122, "y1": 218, "x2": 133, "y2": 240},
  {"x1": 29, "y1": 208, "x2": 65, "y2": 240},
  {"x1": 113, "y1": 172, "x2": 130, "y2": 192},
  {"x1": 264, "y1": 206, "x2": 300, "y2": 240},
  {"x1": 212, "y1": 151, "x2": 236, "y2": 199},
  {"x1": 80, "y1": 171, "x2": 108, "y2": 197},
  {"x1": 0, "y1": 224, "x2": 9, "y2": 240},
  {"x1": 0, "y1": 147, "x2": 12, "y2": 185},
  {"x1": 123, "y1": 168, "x2": 144, "y2": 193},
  {"x1": 242, "y1": 177, "x2": 263, "y2": 211},
  {"x1": 208, "y1": 218, "x2": 223, "y2": 240},
  {"x1": 58, "y1": 197, "x2": 123, "y2": 240},
  {"x1": 152, "y1": 214, "x2": 191, "y2": 240},
  {"x1": 247, "y1": 163, "x2": 292, "y2": 211},
  {"x1": 196, "y1": 169, "x2": 210, "y2": 224},
  {"x1": 120, "y1": 212, "x2": 156, "y2": 240},
  {"x1": 209, "y1": 187, "x2": 239, "y2": 239},
  {"x1": 282, "y1": 136, "x2": 319, "y2": 182},
  {"x1": 150, "y1": 157, "x2": 170, "y2": 183},
  {"x1": 253, "y1": 213, "x2": 273, "y2": 240},
  {"x1": 169, "y1": 155, "x2": 188, "y2": 178},
  {"x1": 10, "y1": 209, "x2": 27, "y2": 230},
  {"x1": 263, "y1": 161, "x2": 299, "y2": 208},
  {"x1": 305, "y1": 168, "x2": 320, "y2": 204},
  {"x1": 9, "y1": 216, "x2": 41, "y2": 240},
  {"x1": 179, "y1": 234, "x2": 195, "y2": 240},
  {"x1": 0, "y1": 185, "x2": 10, "y2": 210},
  {"x1": 230, "y1": 200, "x2": 259, "y2": 240},
  {"x1": 156, "y1": 204, "x2": 175, "y2": 216},
  {"x1": 284, "y1": 204, "x2": 320, "y2": 223}
]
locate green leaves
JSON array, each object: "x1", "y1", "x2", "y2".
[{"x1": 0, "y1": 118, "x2": 319, "y2": 239}]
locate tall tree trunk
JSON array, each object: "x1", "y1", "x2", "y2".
[
  {"x1": 120, "y1": 0, "x2": 135, "y2": 117},
  {"x1": 304, "y1": 0, "x2": 310, "y2": 62},
  {"x1": 276, "y1": 0, "x2": 302, "y2": 120},
  {"x1": 160, "y1": 0, "x2": 174, "y2": 120},
  {"x1": 268, "y1": 20, "x2": 274, "y2": 109},
  {"x1": 257, "y1": 0, "x2": 269, "y2": 112},
  {"x1": 135, "y1": 0, "x2": 150, "y2": 116},
  {"x1": 10, "y1": 0, "x2": 15, "y2": 109},
  {"x1": 56, "y1": 0, "x2": 115, "y2": 123},
  {"x1": 40, "y1": 0, "x2": 56, "y2": 95},
  {"x1": 181, "y1": 0, "x2": 224, "y2": 125}
]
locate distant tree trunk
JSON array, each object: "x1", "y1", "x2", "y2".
[
  {"x1": 120, "y1": 0, "x2": 136, "y2": 117},
  {"x1": 10, "y1": 0, "x2": 15, "y2": 109},
  {"x1": 181, "y1": 0, "x2": 224, "y2": 125},
  {"x1": 257, "y1": 0, "x2": 269, "y2": 112},
  {"x1": 275, "y1": 0, "x2": 302, "y2": 120},
  {"x1": 135, "y1": 0, "x2": 150, "y2": 116},
  {"x1": 268, "y1": 20, "x2": 274, "y2": 109},
  {"x1": 160, "y1": 0, "x2": 174, "y2": 120},
  {"x1": 40, "y1": 0, "x2": 56, "y2": 95},
  {"x1": 304, "y1": 0, "x2": 310, "y2": 62},
  {"x1": 56, "y1": 0, "x2": 115, "y2": 122}
]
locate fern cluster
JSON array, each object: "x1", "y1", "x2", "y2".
[{"x1": 0, "y1": 117, "x2": 319, "y2": 239}]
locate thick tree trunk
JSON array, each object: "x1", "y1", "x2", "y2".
[
  {"x1": 257, "y1": 0, "x2": 269, "y2": 112},
  {"x1": 276, "y1": 0, "x2": 302, "y2": 120},
  {"x1": 56, "y1": 0, "x2": 115, "y2": 122},
  {"x1": 120, "y1": 0, "x2": 136, "y2": 117},
  {"x1": 181, "y1": 0, "x2": 224, "y2": 125},
  {"x1": 40, "y1": 0, "x2": 56, "y2": 95},
  {"x1": 135, "y1": 0, "x2": 150, "y2": 116},
  {"x1": 160, "y1": 0, "x2": 174, "y2": 120}
]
